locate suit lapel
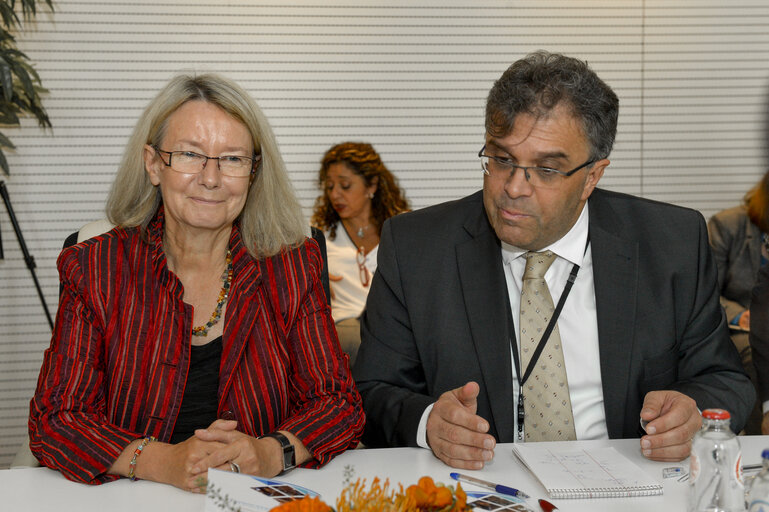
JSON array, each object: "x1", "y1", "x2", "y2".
[
  {"x1": 456, "y1": 205, "x2": 514, "y2": 441},
  {"x1": 588, "y1": 193, "x2": 639, "y2": 438}
]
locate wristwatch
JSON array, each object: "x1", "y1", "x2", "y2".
[{"x1": 261, "y1": 432, "x2": 296, "y2": 473}]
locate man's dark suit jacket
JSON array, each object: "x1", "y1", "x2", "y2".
[
  {"x1": 750, "y1": 264, "x2": 769, "y2": 403},
  {"x1": 353, "y1": 188, "x2": 754, "y2": 447}
]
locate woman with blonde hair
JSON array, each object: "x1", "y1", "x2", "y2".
[
  {"x1": 311, "y1": 142, "x2": 409, "y2": 364},
  {"x1": 30, "y1": 73, "x2": 363, "y2": 490}
]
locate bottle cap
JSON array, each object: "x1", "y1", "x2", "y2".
[
  {"x1": 762, "y1": 449, "x2": 769, "y2": 459},
  {"x1": 702, "y1": 408, "x2": 730, "y2": 420}
]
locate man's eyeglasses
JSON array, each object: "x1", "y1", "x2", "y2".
[
  {"x1": 478, "y1": 145, "x2": 594, "y2": 189},
  {"x1": 356, "y1": 246, "x2": 370, "y2": 288},
  {"x1": 153, "y1": 145, "x2": 259, "y2": 178}
]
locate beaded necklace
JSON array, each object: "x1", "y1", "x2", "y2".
[{"x1": 191, "y1": 250, "x2": 233, "y2": 337}]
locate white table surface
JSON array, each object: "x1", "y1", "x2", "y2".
[{"x1": 3, "y1": 436, "x2": 768, "y2": 511}]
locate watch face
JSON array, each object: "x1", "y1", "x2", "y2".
[
  {"x1": 284, "y1": 448, "x2": 296, "y2": 470},
  {"x1": 265, "y1": 432, "x2": 295, "y2": 472},
  {"x1": 283, "y1": 440, "x2": 296, "y2": 470}
]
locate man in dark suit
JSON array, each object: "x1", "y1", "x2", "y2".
[{"x1": 353, "y1": 51, "x2": 753, "y2": 470}]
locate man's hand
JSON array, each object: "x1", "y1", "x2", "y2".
[
  {"x1": 426, "y1": 381, "x2": 496, "y2": 469},
  {"x1": 639, "y1": 390, "x2": 702, "y2": 462}
]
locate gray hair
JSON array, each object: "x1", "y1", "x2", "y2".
[
  {"x1": 105, "y1": 73, "x2": 307, "y2": 258},
  {"x1": 485, "y1": 50, "x2": 619, "y2": 161}
]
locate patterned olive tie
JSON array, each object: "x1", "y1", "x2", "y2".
[{"x1": 520, "y1": 250, "x2": 577, "y2": 441}]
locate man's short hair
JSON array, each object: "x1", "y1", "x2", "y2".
[{"x1": 485, "y1": 50, "x2": 619, "y2": 161}]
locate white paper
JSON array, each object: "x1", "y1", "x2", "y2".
[
  {"x1": 512, "y1": 445, "x2": 663, "y2": 499},
  {"x1": 205, "y1": 469, "x2": 322, "y2": 512}
]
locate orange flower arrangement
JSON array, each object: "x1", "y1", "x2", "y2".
[
  {"x1": 271, "y1": 496, "x2": 333, "y2": 512},
  {"x1": 405, "y1": 476, "x2": 467, "y2": 510},
  {"x1": 270, "y1": 476, "x2": 468, "y2": 512}
]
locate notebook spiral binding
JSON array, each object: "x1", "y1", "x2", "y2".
[{"x1": 549, "y1": 485, "x2": 662, "y2": 499}]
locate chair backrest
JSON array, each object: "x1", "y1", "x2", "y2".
[
  {"x1": 310, "y1": 227, "x2": 331, "y2": 305},
  {"x1": 60, "y1": 220, "x2": 115, "y2": 298}
]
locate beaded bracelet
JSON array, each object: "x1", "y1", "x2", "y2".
[{"x1": 128, "y1": 436, "x2": 156, "y2": 481}]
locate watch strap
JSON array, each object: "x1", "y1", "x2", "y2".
[{"x1": 261, "y1": 432, "x2": 296, "y2": 473}]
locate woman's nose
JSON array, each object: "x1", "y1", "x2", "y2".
[{"x1": 198, "y1": 157, "x2": 222, "y2": 188}]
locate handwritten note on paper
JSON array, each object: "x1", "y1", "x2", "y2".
[{"x1": 512, "y1": 445, "x2": 663, "y2": 499}]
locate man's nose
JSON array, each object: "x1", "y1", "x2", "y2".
[{"x1": 504, "y1": 166, "x2": 534, "y2": 198}]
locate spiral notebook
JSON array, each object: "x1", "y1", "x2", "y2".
[{"x1": 512, "y1": 445, "x2": 663, "y2": 499}]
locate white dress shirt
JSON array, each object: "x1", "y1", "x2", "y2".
[{"x1": 417, "y1": 201, "x2": 608, "y2": 447}]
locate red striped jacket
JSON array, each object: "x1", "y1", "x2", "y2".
[{"x1": 29, "y1": 212, "x2": 364, "y2": 484}]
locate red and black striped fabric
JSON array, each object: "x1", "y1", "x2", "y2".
[{"x1": 29, "y1": 212, "x2": 364, "y2": 484}]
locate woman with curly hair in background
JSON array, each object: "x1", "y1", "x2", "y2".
[{"x1": 312, "y1": 142, "x2": 409, "y2": 364}]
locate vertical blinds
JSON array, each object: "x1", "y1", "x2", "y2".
[{"x1": 1, "y1": 0, "x2": 768, "y2": 467}]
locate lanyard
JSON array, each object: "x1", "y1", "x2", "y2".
[{"x1": 506, "y1": 241, "x2": 587, "y2": 441}]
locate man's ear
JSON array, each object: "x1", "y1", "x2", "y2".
[
  {"x1": 581, "y1": 158, "x2": 608, "y2": 201},
  {"x1": 144, "y1": 144, "x2": 162, "y2": 186}
]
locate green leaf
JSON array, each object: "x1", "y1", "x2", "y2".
[
  {"x1": 0, "y1": 59, "x2": 12, "y2": 102},
  {"x1": 10, "y1": 60, "x2": 35, "y2": 99},
  {"x1": 0, "y1": 106, "x2": 20, "y2": 125},
  {"x1": 20, "y1": 0, "x2": 53, "y2": 21},
  {"x1": 0, "y1": 31, "x2": 15, "y2": 45},
  {"x1": 0, "y1": 146, "x2": 9, "y2": 175},
  {"x1": 3, "y1": 48, "x2": 31, "y2": 62},
  {"x1": 0, "y1": 130, "x2": 15, "y2": 149},
  {"x1": 18, "y1": 58, "x2": 43, "y2": 85},
  {"x1": 0, "y1": 3, "x2": 19, "y2": 30},
  {"x1": 0, "y1": 0, "x2": 55, "y2": 171}
]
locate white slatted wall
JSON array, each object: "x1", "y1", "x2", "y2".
[{"x1": 1, "y1": 0, "x2": 768, "y2": 468}]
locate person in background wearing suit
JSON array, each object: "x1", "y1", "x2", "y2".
[
  {"x1": 353, "y1": 50, "x2": 753, "y2": 470},
  {"x1": 708, "y1": 171, "x2": 769, "y2": 434},
  {"x1": 29, "y1": 74, "x2": 363, "y2": 489}
]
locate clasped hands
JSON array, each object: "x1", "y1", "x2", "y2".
[
  {"x1": 164, "y1": 419, "x2": 285, "y2": 492},
  {"x1": 425, "y1": 382, "x2": 702, "y2": 469}
]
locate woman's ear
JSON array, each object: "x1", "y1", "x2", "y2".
[
  {"x1": 368, "y1": 175, "x2": 379, "y2": 194},
  {"x1": 144, "y1": 144, "x2": 162, "y2": 186}
]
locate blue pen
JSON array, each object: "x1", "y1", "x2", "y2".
[{"x1": 449, "y1": 472, "x2": 530, "y2": 499}]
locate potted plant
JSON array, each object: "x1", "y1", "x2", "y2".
[{"x1": 0, "y1": 0, "x2": 53, "y2": 174}]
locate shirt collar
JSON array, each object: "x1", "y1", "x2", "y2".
[{"x1": 501, "y1": 201, "x2": 590, "y2": 266}]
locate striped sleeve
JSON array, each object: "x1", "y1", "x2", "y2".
[
  {"x1": 28, "y1": 243, "x2": 137, "y2": 484},
  {"x1": 271, "y1": 239, "x2": 365, "y2": 466}
]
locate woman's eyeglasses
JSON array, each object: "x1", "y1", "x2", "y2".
[
  {"x1": 356, "y1": 246, "x2": 370, "y2": 287},
  {"x1": 152, "y1": 145, "x2": 259, "y2": 178}
]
